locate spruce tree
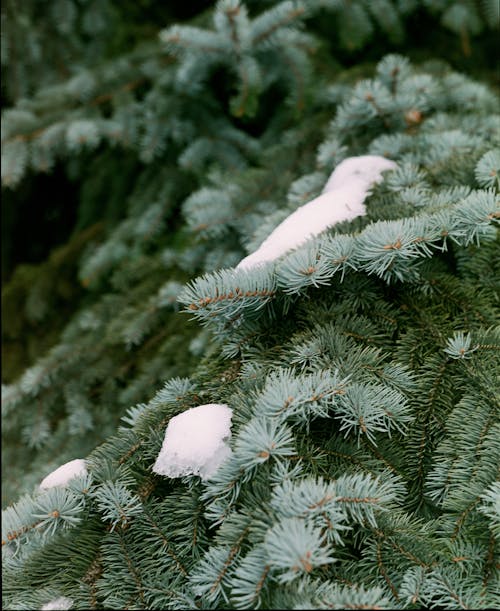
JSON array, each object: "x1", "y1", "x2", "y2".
[{"x1": 2, "y1": 1, "x2": 499, "y2": 610}]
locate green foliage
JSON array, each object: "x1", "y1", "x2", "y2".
[{"x1": 2, "y1": 1, "x2": 500, "y2": 610}]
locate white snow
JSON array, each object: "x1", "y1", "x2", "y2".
[
  {"x1": 41, "y1": 596, "x2": 73, "y2": 610},
  {"x1": 152, "y1": 404, "x2": 233, "y2": 480},
  {"x1": 237, "y1": 155, "x2": 397, "y2": 270},
  {"x1": 322, "y1": 155, "x2": 397, "y2": 193},
  {"x1": 39, "y1": 459, "x2": 87, "y2": 490}
]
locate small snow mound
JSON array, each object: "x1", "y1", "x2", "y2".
[
  {"x1": 39, "y1": 459, "x2": 87, "y2": 490},
  {"x1": 237, "y1": 155, "x2": 397, "y2": 270},
  {"x1": 153, "y1": 404, "x2": 233, "y2": 481},
  {"x1": 322, "y1": 155, "x2": 397, "y2": 193},
  {"x1": 41, "y1": 596, "x2": 73, "y2": 610}
]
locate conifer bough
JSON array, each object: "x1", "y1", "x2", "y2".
[{"x1": 2, "y1": 1, "x2": 500, "y2": 610}]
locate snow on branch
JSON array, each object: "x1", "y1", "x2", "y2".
[
  {"x1": 39, "y1": 459, "x2": 87, "y2": 490},
  {"x1": 237, "y1": 155, "x2": 397, "y2": 270},
  {"x1": 153, "y1": 404, "x2": 233, "y2": 480}
]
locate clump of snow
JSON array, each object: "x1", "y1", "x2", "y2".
[
  {"x1": 322, "y1": 155, "x2": 397, "y2": 193},
  {"x1": 152, "y1": 404, "x2": 233, "y2": 481},
  {"x1": 41, "y1": 596, "x2": 73, "y2": 610},
  {"x1": 39, "y1": 459, "x2": 87, "y2": 490},
  {"x1": 237, "y1": 155, "x2": 397, "y2": 270}
]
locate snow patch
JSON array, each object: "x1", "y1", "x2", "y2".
[
  {"x1": 152, "y1": 404, "x2": 233, "y2": 481},
  {"x1": 237, "y1": 155, "x2": 397, "y2": 270},
  {"x1": 41, "y1": 596, "x2": 73, "y2": 610},
  {"x1": 39, "y1": 459, "x2": 87, "y2": 490},
  {"x1": 322, "y1": 155, "x2": 397, "y2": 193}
]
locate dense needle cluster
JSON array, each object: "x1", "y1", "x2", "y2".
[{"x1": 2, "y1": 1, "x2": 499, "y2": 610}]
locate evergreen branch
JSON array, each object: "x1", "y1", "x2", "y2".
[
  {"x1": 481, "y1": 533, "x2": 497, "y2": 590},
  {"x1": 414, "y1": 360, "x2": 449, "y2": 494},
  {"x1": 187, "y1": 286, "x2": 277, "y2": 311},
  {"x1": 253, "y1": 564, "x2": 270, "y2": 603},
  {"x1": 374, "y1": 528, "x2": 432, "y2": 569},
  {"x1": 364, "y1": 91, "x2": 392, "y2": 130},
  {"x1": 118, "y1": 441, "x2": 144, "y2": 466},
  {"x1": 3, "y1": 32, "x2": 499, "y2": 611},
  {"x1": 359, "y1": 438, "x2": 404, "y2": 479},
  {"x1": 81, "y1": 555, "x2": 104, "y2": 610},
  {"x1": 141, "y1": 505, "x2": 188, "y2": 577},
  {"x1": 252, "y1": 3, "x2": 307, "y2": 44},
  {"x1": 116, "y1": 531, "x2": 146, "y2": 607},
  {"x1": 279, "y1": 46, "x2": 306, "y2": 113},
  {"x1": 452, "y1": 498, "x2": 482, "y2": 539},
  {"x1": 210, "y1": 528, "x2": 249, "y2": 596},
  {"x1": 313, "y1": 446, "x2": 372, "y2": 473},
  {"x1": 2, "y1": 518, "x2": 44, "y2": 545},
  {"x1": 376, "y1": 541, "x2": 399, "y2": 600}
]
